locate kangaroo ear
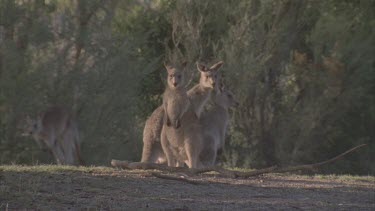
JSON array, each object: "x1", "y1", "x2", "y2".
[
  {"x1": 209, "y1": 61, "x2": 224, "y2": 71},
  {"x1": 164, "y1": 61, "x2": 173, "y2": 73},
  {"x1": 196, "y1": 62, "x2": 208, "y2": 72}
]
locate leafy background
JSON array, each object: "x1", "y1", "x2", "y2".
[{"x1": 0, "y1": 0, "x2": 374, "y2": 174}]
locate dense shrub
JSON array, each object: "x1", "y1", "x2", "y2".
[{"x1": 0, "y1": 0, "x2": 373, "y2": 174}]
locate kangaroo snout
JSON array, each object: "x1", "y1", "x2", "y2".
[{"x1": 173, "y1": 82, "x2": 178, "y2": 87}]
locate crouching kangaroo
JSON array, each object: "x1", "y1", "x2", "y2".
[
  {"x1": 19, "y1": 106, "x2": 84, "y2": 165},
  {"x1": 199, "y1": 84, "x2": 239, "y2": 167},
  {"x1": 161, "y1": 61, "x2": 223, "y2": 168}
]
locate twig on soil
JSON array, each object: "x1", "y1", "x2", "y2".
[
  {"x1": 111, "y1": 144, "x2": 367, "y2": 179},
  {"x1": 271, "y1": 143, "x2": 368, "y2": 174},
  {"x1": 111, "y1": 160, "x2": 187, "y2": 172},
  {"x1": 151, "y1": 172, "x2": 202, "y2": 185},
  {"x1": 110, "y1": 160, "x2": 237, "y2": 177}
]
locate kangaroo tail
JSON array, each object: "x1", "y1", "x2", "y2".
[{"x1": 73, "y1": 122, "x2": 85, "y2": 165}]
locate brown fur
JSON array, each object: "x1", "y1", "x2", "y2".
[
  {"x1": 19, "y1": 106, "x2": 83, "y2": 165},
  {"x1": 141, "y1": 61, "x2": 224, "y2": 166},
  {"x1": 200, "y1": 86, "x2": 238, "y2": 166},
  {"x1": 161, "y1": 61, "x2": 224, "y2": 168},
  {"x1": 140, "y1": 106, "x2": 166, "y2": 163},
  {"x1": 162, "y1": 62, "x2": 190, "y2": 129}
]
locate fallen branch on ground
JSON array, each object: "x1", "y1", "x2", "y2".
[
  {"x1": 110, "y1": 160, "x2": 238, "y2": 178},
  {"x1": 111, "y1": 144, "x2": 367, "y2": 179},
  {"x1": 271, "y1": 143, "x2": 367, "y2": 174},
  {"x1": 151, "y1": 172, "x2": 203, "y2": 185}
]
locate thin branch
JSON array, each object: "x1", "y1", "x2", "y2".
[
  {"x1": 111, "y1": 144, "x2": 367, "y2": 178},
  {"x1": 111, "y1": 160, "x2": 187, "y2": 172},
  {"x1": 151, "y1": 172, "x2": 202, "y2": 185},
  {"x1": 272, "y1": 144, "x2": 368, "y2": 174}
]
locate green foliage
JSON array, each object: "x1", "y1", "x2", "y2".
[{"x1": 0, "y1": 0, "x2": 373, "y2": 174}]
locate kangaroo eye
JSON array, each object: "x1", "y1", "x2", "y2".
[{"x1": 206, "y1": 76, "x2": 209, "y2": 79}]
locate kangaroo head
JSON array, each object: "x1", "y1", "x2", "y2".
[
  {"x1": 197, "y1": 61, "x2": 223, "y2": 89},
  {"x1": 164, "y1": 61, "x2": 187, "y2": 89},
  {"x1": 19, "y1": 115, "x2": 43, "y2": 137},
  {"x1": 215, "y1": 84, "x2": 239, "y2": 109}
]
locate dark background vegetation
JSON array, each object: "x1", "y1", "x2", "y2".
[{"x1": 0, "y1": 0, "x2": 374, "y2": 174}]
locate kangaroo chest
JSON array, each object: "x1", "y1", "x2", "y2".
[{"x1": 164, "y1": 126, "x2": 187, "y2": 160}]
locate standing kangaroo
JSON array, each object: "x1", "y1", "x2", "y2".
[
  {"x1": 162, "y1": 62, "x2": 190, "y2": 129},
  {"x1": 187, "y1": 61, "x2": 223, "y2": 118},
  {"x1": 161, "y1": 61, "x2": 223, "y2": 168},
  {"x1": 19, "y1": 106, "x2": 84, "y2": 165},
  {"x1": 199, "y1": 84, "x2": 239, "y2": 167},
  {"x1": 141, "y1": 61, "x2": 224, "y2": 164}
]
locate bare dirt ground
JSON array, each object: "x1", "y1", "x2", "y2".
[{"x1": 0, "y1": 165, "x2": 374, "y2": 210}]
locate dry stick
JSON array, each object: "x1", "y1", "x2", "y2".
[
  {"x1": 235, "y1": 166, "x2": 277, "y2": 178},
  {"x1": 271, "y1": 143, "x2": 368, "y2": 174},
  {"x1": 189, "y1": 166, "x2": 238, "y2": 178},
  {"x1": 151, "y1": 172, "x2": 202, "y2": 185},
  {"x1": 111, "y1": 160, "x2": 235, "y2": 177},
  {"x1": 236, "y1": 144, "x2": 368, "y2": 178},
  {"x1": 111, "y1": 160, "x2": 188, "y2": 172},
  {"x1": 111, "y1": 144, "x2": 367, "y2": 178}
]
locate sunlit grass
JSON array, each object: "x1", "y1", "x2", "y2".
[
  {"x1": 0, "y1": 164, "x2": 113, "y2": 173},
  {"x1": 225, "y1": 167, "x2": 256, "y2": 172},
  {"x1": 1, "y1": 165, "x2": 374, "y2": 182},
  {"x1": 297, "y1": 174, "x2": 375, "y2": 182},
  {"x1": 222, "y1": 166, "x2": 375, "y2": 182}
]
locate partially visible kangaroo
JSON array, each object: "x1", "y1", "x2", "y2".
[
  {"x1": 161, "y1": 61, "x2": 223, "y2": 168},
  {"x1": 140, "y1": 106, "x2": 167, "y2": 163},
  {"x1": 188, "y1": 61, "x2": 223, "y2": 118},
  {"x1": 199, "y1": 84, "x2": 239, "y2": 167},
  {"x1": 141, "y1": 61, "x2": 224, "y2": 164},
  {"x1": 163, "y1": 62, "x2": 190, "y2": 129},
  {"x1": 19, "y1": 106, "x2": 84, "y2": 165}
]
